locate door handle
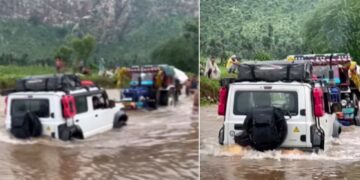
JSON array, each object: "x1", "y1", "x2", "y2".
[
  {"x1": 95, "y1": 114, "x2": 98, "y2": 117},
  {"x1": 75, "y1": 119, "x2": 79, "y2": 123}
]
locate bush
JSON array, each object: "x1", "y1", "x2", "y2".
[{"x1": 200, "y1": 76, "x2": 220, "y2": 105}]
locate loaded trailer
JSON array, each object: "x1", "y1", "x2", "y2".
[
  {"x1": 288, "y1": 53, "x2": 360, "y2": 126},
  {"x1": 120, "y1": 65, "x2": 184, "y2": 109}
]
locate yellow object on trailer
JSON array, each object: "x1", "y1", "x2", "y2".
[{"x1": 348, "y1": 61, "x2": 360, "y2": 92}]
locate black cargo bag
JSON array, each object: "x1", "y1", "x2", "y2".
[
  {"x1": 16, "y1": 74, "x2": 81, "y2": 91},
  {"x1": 237, "y1": 63, "x2": 312, "y2": 82},
  {"x1": 242, "y1": 106, "x2": 287, "y2": 151}
]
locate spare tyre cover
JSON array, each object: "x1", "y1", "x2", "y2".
[
  {"x1": 27, "y1": 113, "x2": 42, "y2": 137},
  {"x1": 11, "y1": 114, "x2": 31, "y2": 139},
  {"x1": 10, "y1": 112, "x2": 42, "y2": 139},
  {"x1": 241, "y1": 106, "x2": 287, "y2": 151}
]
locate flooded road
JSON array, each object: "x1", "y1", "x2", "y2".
[
  {"x1": 201, "y1": 105, "x2": 360, "y2": 180},
  {"x1": 0, "y1": 89, "x2": 198, "y2": 179}
]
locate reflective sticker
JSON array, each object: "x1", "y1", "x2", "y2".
[{"x1": 293, "y1": 127, "x2": 300, "y2": 133}]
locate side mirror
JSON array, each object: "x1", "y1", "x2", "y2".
[{"x1": 109, "y1": 100, "x2": 115, "y2": 108}]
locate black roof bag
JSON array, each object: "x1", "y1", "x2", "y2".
[
  {"x1": 16, "y1": 74, "x2": 81, "y2": 92},
  {"x1": 237, "y1": 63, "x2": 312, "y2": 82}
]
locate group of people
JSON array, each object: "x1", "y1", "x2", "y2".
[{"x1": 204, "y1": 54, "x2": 241, "y2": 79}]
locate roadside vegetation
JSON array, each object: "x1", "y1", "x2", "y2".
[{"x1": 200, "y1": 0, "x2": 360, "y2": 106}]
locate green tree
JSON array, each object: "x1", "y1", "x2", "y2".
[
  {"x1": 54, "y1": 46, "x2": 73, "y2": 63},
  {"x1": 151, "y1": 19, "x2": 198, "y2": 73},
  {"x1": 71, "y1": 34, "x2": 96, "y2": 69},
  {"x1": 303, "y1": 0, "x2": 360, "y2": 60}
]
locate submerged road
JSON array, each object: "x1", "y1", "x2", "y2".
[
  {"x1": 0, "y1": 89, "x2": 199, "y2": 179},
  {"x1": 201, "y1": 105, "x2": 360, "y2": 180}
]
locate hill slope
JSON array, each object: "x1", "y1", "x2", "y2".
[
  {"x1": 0, "y1": 0, "x2": 198, "y2": 66},
  {"x1": 200, "y1": 0, "x2": 321, "y2": 60}
]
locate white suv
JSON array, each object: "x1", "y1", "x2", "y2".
[
  {"x1": 4, "y1": 76, "x2": 128, "y2": 141},
  {"x1": 217, "y1": 62, "x2": 342, "y2": 151}
]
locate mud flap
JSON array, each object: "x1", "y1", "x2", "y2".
[
  {"x1": 310, "y1": 124, "x2": 324, "y2": 149},
  {"x1": 218, "y1": 126, "x2": 224, "y2": 145}
]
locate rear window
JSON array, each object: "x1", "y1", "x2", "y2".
[
  {"x1": 233, "y1": 91, "x2": 298, "y2": 115},
  {"x1": 11, "y1": 99, "x2": 50, "y2": 118},
  {"x1": 75, "y1": 96, "x2": 88, "y2": 114}
]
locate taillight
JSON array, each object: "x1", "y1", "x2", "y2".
[
  {"x1": 218, "y1": 87, "x2": 228, "y2": 116},
  {"x1": 4, "y1": 96, "x2": 8, "y2": 115},
  {"x1": 61, "y1": 95, "x2": 77, "y2": 118},
  {"x1": 81, "y1": 80, "x2": 94, "y2": 87},
  {"x1": 313, "y1": 87, "x2": 325, "y2": 117}
]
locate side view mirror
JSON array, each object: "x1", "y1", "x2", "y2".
[{"x1": 109, "y1": 100, "x2": 115, "y2": 108}]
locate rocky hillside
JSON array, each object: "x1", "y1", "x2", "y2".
[{"x1": 0, "y1": 0, "x2": 198, "y2": 65}]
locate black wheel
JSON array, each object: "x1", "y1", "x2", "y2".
[
  {"x1": 114, "y1": 115, "x2": 128, "y2": 128},
  {"x1": 159, "y1": 90, "x2": 169, "y2": 106},
  {"x1": 148, "y1": 99, "x2": 158, "y2": 109},
  {"x1": 59, "y1": 127, "x2": 71, "y2": 141},
  {"x1": 218, "y1": 126, "x2": 224, "y2": 145}
]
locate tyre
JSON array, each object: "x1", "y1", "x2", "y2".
[
  {"x1": 59, "y1": 127, "x2": 71, "y2": 141},
  {"x1": 159, "y1": 90, "x2": 169, "y2": 106},
  {"x1": 114, "y1": 115, "x2": 128, "y2": 128}
]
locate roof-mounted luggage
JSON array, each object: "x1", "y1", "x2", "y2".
[
  {"x1": 15, "y1": 74, "x2": 82, "y2": 92},
  {"x1": 237, "y1": 62, "x2": 312, "y2": 82}
]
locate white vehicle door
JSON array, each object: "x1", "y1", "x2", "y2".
[
  {"x1": 91, "y1": 94, "x2": 114, "y2": 130},
  {"x1": 73, "y1": 95, "x2": 99, "y2": 137}
]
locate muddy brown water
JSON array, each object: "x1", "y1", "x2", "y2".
[
  {"x1": 0, "y1": 89, "x2": 199, "y2": 180},
  {"x1": 201, "y1": 105, "x2": 360, "y2": 180}
]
